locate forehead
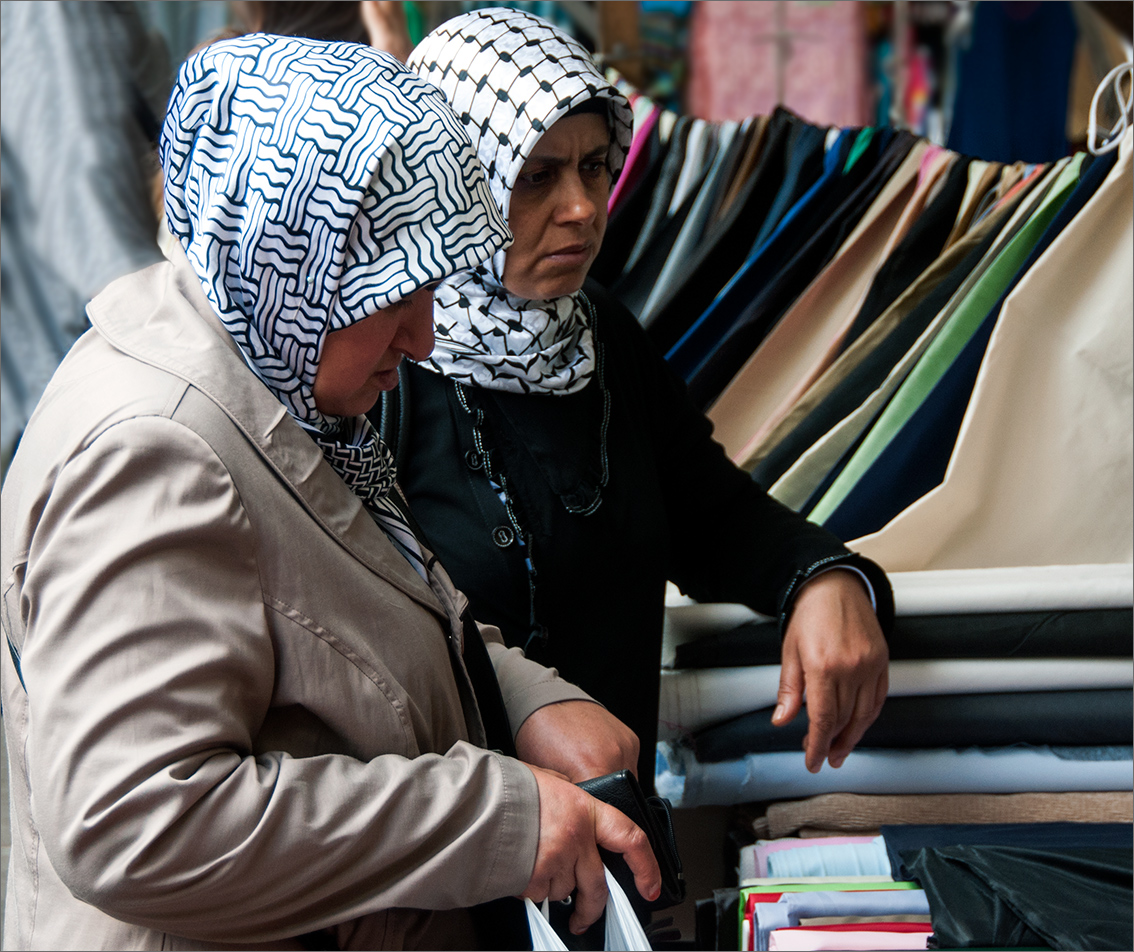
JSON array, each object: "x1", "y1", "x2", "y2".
[{"x1": 526, "y1": 113, "x2": 610, "y2": 159}]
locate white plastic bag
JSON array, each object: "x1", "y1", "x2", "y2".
[
  {"x1": 523, "y1": 865, "x2": 653, "y2": 952},
  {"x1": 602, "y1": 865, "x2": 652, "y2": 951}
]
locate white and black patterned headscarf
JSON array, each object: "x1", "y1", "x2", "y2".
[
  {"x1": 161, "y1": 34, "x2": 510, "y2": 573},
  {"x1": 408, "y1": 8, "x2": 633, "y2": 394}
]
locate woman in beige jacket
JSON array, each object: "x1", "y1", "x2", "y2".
[{"x1": 0, "y1": 35, "x2": 657, "y2": 950}]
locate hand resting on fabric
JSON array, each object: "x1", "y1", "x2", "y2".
[{"x1": 773, "y1": 569, "x2": 889, "y2": 773}]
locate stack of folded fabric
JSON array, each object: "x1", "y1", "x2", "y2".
[
  {"x1": 655, "y1": 563, "x2": 1133, "y2": 807},
  {"x1": 730, "y1": 823, "x2": 1132, "y2": 951}
]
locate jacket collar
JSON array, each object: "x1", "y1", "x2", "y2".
[{"x1": 86, "y1": 243, "x2": 444, "y2": 613}]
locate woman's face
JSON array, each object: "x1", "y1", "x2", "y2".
[
  {"x1": 312, "y1": 284, "x2": 436, "y2": 416},
  {"x1": 501, "y1": 113, "x2": 610, "y2": 301}
]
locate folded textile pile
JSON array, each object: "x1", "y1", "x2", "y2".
[
  {"x1": 657, "y1": 564, "x2": 1134, "y2": 809},
  {"x1": 727, "y1": 823, "x2": 1132, "y2": 951}
]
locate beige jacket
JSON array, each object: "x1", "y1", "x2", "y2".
[{"x1": 1, "y1": 250, "x2": 593, "y2": 950}]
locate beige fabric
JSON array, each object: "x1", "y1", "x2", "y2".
[
  {"x1": 707, "y1": 141, "x2": 932, "y2": 460},
  {"x1": 1, "y1": 251, "x2": 594, "y2": 950},
  {"x1": 943, "y1": 159, "x2": 1000, "y2": 247},
  {"x1": 741, "y1": 162, "x2": 1041, "y2": 476},
  {"x1": 852, "y1": 132, "x2": 1133, "y2": 571},
  {"x1": 760, "y1": 792, "x2": 1134, "y2": 839}
]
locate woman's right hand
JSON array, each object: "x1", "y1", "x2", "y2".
[{"x1": 523, "y1": 765, "x2": 661, "y2": 934}]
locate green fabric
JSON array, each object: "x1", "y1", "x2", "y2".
[
  {"x1": 808, "y1": 155, "x2": 1084, "y2": 525},
  {"x1": 845, "y1": 126, "x2": 878, "y2": 173}
]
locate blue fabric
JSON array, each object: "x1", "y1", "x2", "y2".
[
  {"x1": 664, "y1": 130, "x2": 855, "y2": 377},
  {"x1": 822, "y1": 149, "x2": 1115, "y2": 541},
  {"x1": 749, "y1": 122, "x2": 830, "y2": 253},
  {"x1": 946, "y1": 1, "x2": 1077, "y2": 163},
  {"x1": 766, "y1": 836, "x2": 891, "y2": 878}
]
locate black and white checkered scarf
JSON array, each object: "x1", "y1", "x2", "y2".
[{"x1": 408, "y1": 8, "x2": 632, "y2": 394}]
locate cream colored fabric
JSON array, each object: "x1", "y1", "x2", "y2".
[
  {"x1": 708, "y1": 141, "x2": 933, "y2": 461},
  {"x1": 759, "y1": 791, "x2": 1134, "y2": 839},
  {"x1": 852, "y1": 131, "x2": 1133, "y2": 571}
]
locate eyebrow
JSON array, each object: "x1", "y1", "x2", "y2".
[{"x1": 524, "y1": 143, "x2": 609, "y2": 166}]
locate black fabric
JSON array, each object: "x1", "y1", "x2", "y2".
[
  {"x1": 376, "y1": 279, "x2": 893, "y2": 786},
  {"x1": 591, "y1": 119, "x2": 667, "y2": 287},
  {"x1": 836, "y1": 154, "x2": 973, "y2": 355},
  {"x1": 822, "y1": 149, "x2": 1117, "y2": 541},
  {"x1": 672, "y1": 608, "x2": 1134, "y2": 668},
  {"x1": 749, "y1": 201, "x2": 1010, "y2": 491},
  {"x1": 686, "y1": 689, "x2": 1134, "y2": 761},
  {"x1": 641, "y1": 108, "x2": 801, "y2": 353},
  {"x1": 904, "y1": 845, "x2": 1132, "y2": 951},
  {"x1": 685, "y1": 131, "x2": 919, "y2": 410},
  {"x1": 747, "y1": 120, "x2": 830, "y2": 252},
  {"x1": 460, "y1": 610, "x2": 519, "y2": 758}
]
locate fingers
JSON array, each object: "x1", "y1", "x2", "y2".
[
  {"x1": 593, "y1": 800, "x2": 662, "y2": 905},
  {"x1": 773, "y1": 635, "x2": 805, "y2": 727},
  {"x1": 524, "y1": 766, "x2": 660, "y2": 935},
  {"x1": 800, "y1": 676, "x2": 849, "y2": 773}
]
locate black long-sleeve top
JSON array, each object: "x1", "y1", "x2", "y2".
[{"x1": 374, "y1": 279, "x2": 893, "y2": 784}]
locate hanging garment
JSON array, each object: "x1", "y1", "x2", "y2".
[
  {"x1": 811, "y1": 153, "x2": 1084, "y2": 532},
  {"x1": 903, "y1": 845, "x2": 1132, "y2": 951},
  {"x1": 946, "y1": 0, "x2": 1079, "y2": 164},
  {"x1": 637, "y1": 119, "x2": 746, "y2": 323},
  {"x1": 820, "y1": 148, "x2": 1116, "y2": 541},
  {"x1": 656, "y1": 743, "x2": 1134, "y2": 808},
  {"x1": 590, "y1": 115, "x2": 667, "y2": 286},
  {"x1": 640, "y1": 108, "x2": 807, "y2": 352},
  {"x1": 707, "y1": 140, "x2": 936, "y2": 462},
  {"x1": 659, "y1": 658, "x2": 1133, "y2": 736},
  {"x1": 832, "y1": 153, "x2": 973, "y2": 358},
  {"x1": 749, "y1": 164, "x2": 1041, "y2": 494},
  {"x1": 687, "y1": 689, "x2": 1134, "y2": 761},
  {"x1": 608, "y1": 100, "x2": 661, "y2": 217},
  {"x1": 759, "y1": 791, "x2": 1134, "y2": 840},
  {"x1": 851, "y1": 130, "x2": 1133, "y2": 570}
]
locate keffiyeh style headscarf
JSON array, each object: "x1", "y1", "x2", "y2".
[
  {"x1": 408, "y1": 8, "x2": 633, "y2": 394},
  {"x1": 161, "y1": 34, "x2": 509, "y2": 572}
]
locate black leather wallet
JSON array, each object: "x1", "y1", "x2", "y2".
[{"x1": 577, "y1": 770, "x2": 686, "y2": 914}]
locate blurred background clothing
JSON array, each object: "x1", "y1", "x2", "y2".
[{"x1": 1, "y1": 1, "x2": 172, "y2": 471}]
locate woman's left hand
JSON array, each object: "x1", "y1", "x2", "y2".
[
  {"x1": 773, "y1": 569, "x2": 889, "y2": 773},
  {"x1": 515, "y1": 700, "x2": 640, "y2": 782}
]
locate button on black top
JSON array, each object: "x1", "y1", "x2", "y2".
[
  {"x1": 492, "y1": 525, "x2": 514, "y2": 547},
  {"x1": 465, "y1": 449, "x2": 483, "y2": 470}
]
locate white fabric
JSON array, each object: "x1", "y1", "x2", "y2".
[
  {"x1": 408, "y1": 7, "x2": 633, "y2": 394},
  {"x1": 657, "y1": 743, "x2": 1134, "y2": 808},
  {"x1": 851, "y1": 130, "x2": 1134, "y2": 570},
  {"x1": 659, "y1": 659, "x2": 1134, "y2": 737}
]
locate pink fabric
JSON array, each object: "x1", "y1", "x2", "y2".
[
  {"x1": 769, "y1": 923, "x2": 932, "y2": 951},
  {"x1": 918, "y1": 144, "x2": 946, "y2": 186},
  {"x1": 755, "y1": 836, "x2": 879, "y2": 877},
  {"x1": 685, "y1": 1, "x2": 870, "y2": 126},
  {"x1": 609, "y1": 103, "x2": 659, "y2": 214}
]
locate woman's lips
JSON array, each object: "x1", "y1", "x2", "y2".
[
  {"x1": 544, "y1": 244, "x2": 591, "y2": 267},
  {"x1": 371, "y1": 367, "x2": 402, "y2": 391}
]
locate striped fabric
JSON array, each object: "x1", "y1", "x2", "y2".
[
  {"x1": 408, "y1": 7, "x2": 633, "y2": 394},
  {"x1": 161, "y1": 34, "x2": 509, "y2": 573}
]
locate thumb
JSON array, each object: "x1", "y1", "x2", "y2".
[
  {"x1": 593, "y1": 801, "x2": 661, "y2": 903},
  {"x1": 774, "y1": 635, "x2": 805, "y2": 726}
]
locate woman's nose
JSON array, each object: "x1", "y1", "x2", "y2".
[
  {"x1": 557, "y1": 173, "x2": 598, "y2": 225},
  {"x1": 396, "y1": 290, "x2": 436, "y2": 361}
]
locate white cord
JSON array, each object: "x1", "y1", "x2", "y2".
[{"x1": 1088, "y1": 61, "x2": 1134, "y2": 156}]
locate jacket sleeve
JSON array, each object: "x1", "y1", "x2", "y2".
[
  {"x1": 16, "y1": 417, "x2": 539, "y2": 943},
  {"x1": 590, "y1": 283, "x2": 894, "y2": 635}
]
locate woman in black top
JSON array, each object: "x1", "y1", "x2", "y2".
[{"x1": 376, "y1": 7, "x2": 894, "y2": 787}]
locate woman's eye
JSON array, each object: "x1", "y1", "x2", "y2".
[
  {"x1": 581, "y1": 160, "x2": 609, "y2": 178},
  {"x1": 519, "y1": 169, "x2": 552, "y2": 187}
]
